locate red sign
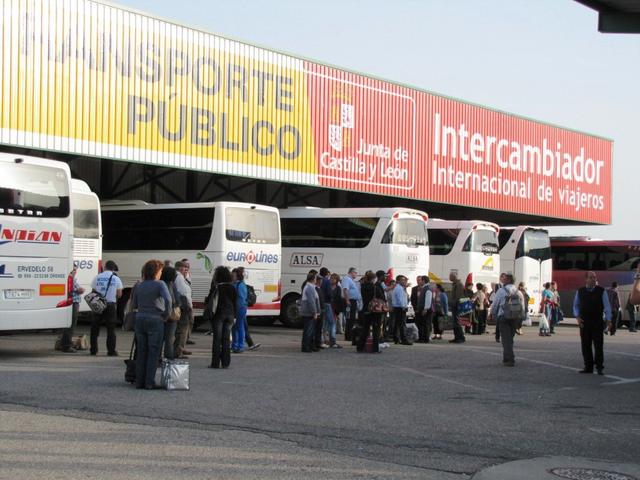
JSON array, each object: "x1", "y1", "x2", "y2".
[{"x1": 306, "y1": 62, "x2": 612, "y2": 224}]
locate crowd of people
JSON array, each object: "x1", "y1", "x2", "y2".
[{"x1": 59, "y1": 258, "x2": 640, "y2": 389}]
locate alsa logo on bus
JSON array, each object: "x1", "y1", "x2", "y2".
[
  {"x1": 226, "y1": 251, "x2": 279, "y2": 264},
  {"x1": 290, "y1": 253, "x2": 324, "y2": 268},
  {"x1": 0, "y1": 225, "x2": 62, "y2": 246}
]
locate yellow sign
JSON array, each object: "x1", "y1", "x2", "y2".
[{"x1": 1, "y1": 1, "x2": 317, "y2": 177}]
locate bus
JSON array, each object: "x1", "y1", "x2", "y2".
[
  {"x1": 550, "y1": 237, "x2": 640, "y2": 321},
  {"x1": 427, "y1": 220, "x2": 500, "y2": 290},
  {"x1": 71, "y1": 179, "x2": 102, "y2": 314},
  {"x1": 499, "y1": 226, "x2": 552, "y2": 316},
  {"x1": 101, "y1": 201, "x2": 281, "y2": 323},
  {"x1": 279, "y1": 207, "x2": 430, "y2": 328},
  {"x1": 0, "y1": 154, "x2": 74, "y2": 331}
]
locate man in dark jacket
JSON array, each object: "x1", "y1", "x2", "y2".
[
  {"x1": 411, "y1": 275, "x2": 431, "y2": 343},
  {"x1": 573, "y1": 271, "x2": 612, "y2": 375},
  {"x1": 449, "y1": 272, "x2": 466, "y2": 343}
]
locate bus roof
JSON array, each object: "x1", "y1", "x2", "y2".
[
  {"x1": 101, "y1": 200, "x2": 279, "y2": 213},
  {"x1": 0, "y1": 152, "x2": 72, "y2": 175},
  {"x1": 500, "y1": 226, "x2": 549, "y2": 233},
  {"x1": 71, "y1": 178, "x2": 93, "y2": 194},
  {"x1": 427, "y1": 219, "x2": 499, "y2": 231},
  {"x1": 279, "y1": 207, "x2": 428, "y2": 219}
]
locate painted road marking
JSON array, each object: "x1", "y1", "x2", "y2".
[{"x1": 469, "y1": 349, "x2": 634, "y2": 385}]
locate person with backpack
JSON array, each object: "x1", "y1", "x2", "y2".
[
  {"x1": 232, "y1": 267, "x2": 249, "y2": 354},
  {"x1": 330, "y1": 273, "x2": 346, "y2": 338},
  {"x1": 232, "y1": 267, "x2": 261, "y2": 352},
  {"x1": 207, "y1": 266, "x2": 237, "y2": 368},
  {"x1": 358, "y1": 271, "x2": 386, "y2": 352},
  {"x1": 89, "y1": 260, "x2": 123, "y2": 356},
  {"x1": 490, "y1": 273, "x2": 525, "y2": 367}
]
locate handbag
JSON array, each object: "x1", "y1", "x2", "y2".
[
  {"x1": 169, "y1": 306, "x2": 181, "y2": 322},
  {"x1": 84, "y1": 274, "x2": 114, "y2": 314},
  {"x1": 368, "y1": 297, "x2": 389, "y2": 313},
  {"x1": 124, "y1": 340, "x2": 136, "y2": 384},
  {"x1": 161, "y1": 359, "x2": 190, "y2": 390},
  {"x1": 167, "y1": 281, "x2": 181, "y2": 322},
  {"x1": 73, "y1": 335, "x2": 89, "y2": 350},
  {"x1": 203, "y1": 289, "x2": 219, "y2": 323},
  {"x1": 122, "y1": 282, "x2": 138, "y2": 331}
]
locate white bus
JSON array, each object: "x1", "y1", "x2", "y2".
[
  {"x1": 279, "y1": 207, "x2": 430, "y2": 328},
  {"x1": 499, "y1": 226, "x2": 552, "y2": 316},
  {"x1": 101, "y1": 201, "x2": 281, "y2": 322},
  {"x1": 0, "y1": 154, "x2": 74, "y2": 331},
  {"x1": 71, "y1": 179, "x2": 102, "y2": 314},
  {"x1": 427, "y1": 219, "x2": 500, "y2": 290}
]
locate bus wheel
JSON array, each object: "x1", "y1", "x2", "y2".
[{"x1": 280, "y1": 294, "x2": 302, "y2": 328}]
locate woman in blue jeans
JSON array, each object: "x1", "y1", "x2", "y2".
[{"x1": 131, "y1": 259, "x2": 171, "y2": 389}]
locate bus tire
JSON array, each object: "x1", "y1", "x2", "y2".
[{"x1": 280, "y1": 294, "x2": 302, "y2": 328}]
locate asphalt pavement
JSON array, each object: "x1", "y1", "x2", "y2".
[{"x1": 0, "y1": 322, "x2": 639, "y2": 479}]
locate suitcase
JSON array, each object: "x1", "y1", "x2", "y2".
[
  {"x1": 124, "y1": 340, "x2": 136, "y2": 384},
  {"x1": 161, "y1": 359, "x2": 190, "y2": 390},
  {"x1": 365, "y1": 335, "x2": 375, "y2": 353}
]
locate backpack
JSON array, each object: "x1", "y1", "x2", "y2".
[
  {"x1": 502, "y1": 288, "x2": 524, "y2": 321},
  {"x1": 332, "y1": 286, "x2": 347, "y2": 313},
  {"x1": 246, "y1": 284, "x2": 257, "y2": 307}
]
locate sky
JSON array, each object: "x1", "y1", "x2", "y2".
[{"x1": 115, "y1": 0, "x2": 640, "y2": 239}]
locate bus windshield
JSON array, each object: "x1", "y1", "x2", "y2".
[
  {"x1": 225, "y1": 207, "x2": 280, "y2": 244},
  {"x1": 73, "y1": 194, "x2": 100, "y2": 239},
  {"x1": 518, "y1": 229, "x2": 551, "y2": 261},
  {"x1": 462, "y1": 229, "x2": 499, "y2": 254},
  {"x1": 0, "y1": 163, "x2": 70, "y2": 217},
  {"x1": 381, "y1": 218, "x2": 428, "y2": 246}
]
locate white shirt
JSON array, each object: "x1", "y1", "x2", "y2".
[
  {"x1": 174, "y1": 271, "x2": 193, "y2": 308},
  {"x1": 91, "y1": 270, "x2": 123, "y2": 303},
  {"x1": 423, "y1": 288, "x2": 433, "y2": 313}
]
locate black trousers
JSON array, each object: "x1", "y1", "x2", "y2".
[
  {"x1": 90, "y1": 303, "x2": 117, "y2": 355},
  {"x1": 314, "y1": 312, "x2": 324, "y2": 348},
  {"x1": 415, "y1": 311, "x2": 432, "y2": 342},
  {"x1": 609, "y1": 309, "x2": 620, "y2": 335},
  {"x1": 432, "y1": 313, "x2": 444, "y2": 335},
  {"x1": 211, "y1": 315, "x2": 234, "y2": 368},
  {"x1": 580, "y1": 319, "x2": 605, "y2": 371},
  {"x1": 393, "y1": 307, "x2": 408, "y2": 343},
  {"x1": 345, "y1": 300, "x2": 358, "y2": 341},
  {"x1": 476, "y1": 309, "x2": 487, "y2": 335},
  {"x1": 357, "y1": 313, "x2": 381, "y2": 352}
]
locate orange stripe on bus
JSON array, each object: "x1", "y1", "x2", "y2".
[{"x1": 39, "y1": 284, "x2": 65, "y2": 296}]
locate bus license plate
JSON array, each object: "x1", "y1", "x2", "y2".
[{"x1": 4, "y1": 289, "x2": 34, "y2": 300}]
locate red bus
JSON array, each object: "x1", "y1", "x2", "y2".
[{"x1": 550, "y1": 238, "x2": 640, "y2": 323}]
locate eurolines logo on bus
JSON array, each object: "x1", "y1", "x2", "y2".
[
  {"x1": 226, "y1": 251, "x2": 279, "y2": 264},
  {"x1": 0, "y1": 225, "x2": 62, "y2": 246}
]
